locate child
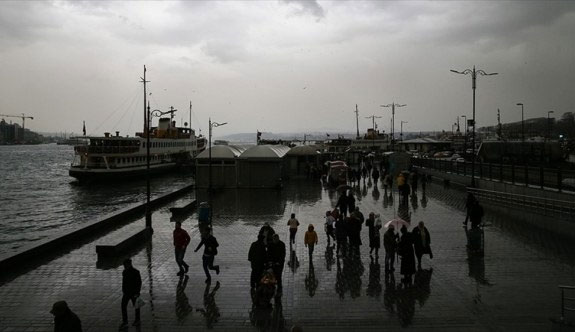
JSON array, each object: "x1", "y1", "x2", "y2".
[
  {"x1": 287, "y1": 213, "x2": 300, "y2": 244},
  {"x1": 304, "y1": 224, "x2": 318, "y2": 260}
]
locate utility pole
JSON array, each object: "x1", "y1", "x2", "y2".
[{"x1": 355, "y1": 104, "x2": 360, "y2": 139}]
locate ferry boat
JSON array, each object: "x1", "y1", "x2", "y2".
[
  {"x1": 69, "y1": 68, "x2": 206, "y2": 182},
  {"x1": 69, "y1": 115, "x2": 206, "y2": 182}
]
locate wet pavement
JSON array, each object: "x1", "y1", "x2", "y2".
[{"x1": 1, "y1": 178, "x2": 575, "y2": 331}]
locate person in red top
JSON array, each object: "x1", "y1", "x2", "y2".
[{"x1": 173, "y1": 222, "x2": 191, "y2": 276}]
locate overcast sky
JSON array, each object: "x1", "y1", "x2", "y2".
[{"x1": 1, "y1": 1, "x2": 574, "y2": 137}]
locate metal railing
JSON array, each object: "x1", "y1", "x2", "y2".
[
  {"x1": 467, "y1": 187, "x2": 575, "y2": 218},
  {"x1": 412, "y1": 158, "x2": 575, "y2": 192}
]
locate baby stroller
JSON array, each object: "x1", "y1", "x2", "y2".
[{"x1": 254, "y1": 268, "x2": 277, "y2": 308}]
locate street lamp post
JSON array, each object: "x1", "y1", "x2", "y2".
[
  {"x1": 380, "y1": 102, "x2": 406, "y2": 151},
  {"x1": 451, "y1": 66, "x2": 498, "y2": 187},
  {"x1": 461, "y1": 115, "x2": 467, "y2": 153},
  {"x1": 140, "y1": 66, "x2": 152, "y2": 229}
]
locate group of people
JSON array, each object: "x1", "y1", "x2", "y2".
[{"x1": 120, "y1": 222, "x2": 221, "y2": 329}]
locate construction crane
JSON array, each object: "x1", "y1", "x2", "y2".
[{"x1": 0, "y1": 113, "x2": 34, "y2": 140}]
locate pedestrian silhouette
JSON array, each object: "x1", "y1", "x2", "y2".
[
  {"x1": 173, "y1": 221, "x2": 191, "y2": 276},
  {"x1": 195, "y1": 230, "x2": 220, "y2": 283},
  {"x1": 248, "y1": 235, "x2": 267, "y2": 290},
  {"x1": 120, "y1": 258, "x2": 141, "y2": 329},
  {"x1": 50, "y1": 300, "x2": 82, "y2": 332}
]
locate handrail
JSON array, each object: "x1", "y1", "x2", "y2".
[
  {"x1": 559, "y1": 285, "x2": 575, "y2": 290},
  {"x1": 467, "y1": 187, "x2": 575, "y2": 217},
  {"x1": 468, "y1": 188, "x2": 575, "y2": 207}
]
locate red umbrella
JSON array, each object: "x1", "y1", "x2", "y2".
[{"x1": 384, "y1": 218, "x2": 410, "y2": 229}]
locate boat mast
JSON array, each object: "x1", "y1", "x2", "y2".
[{"x1": 189, "y1": 101, "x2": 192, "y2": 134}]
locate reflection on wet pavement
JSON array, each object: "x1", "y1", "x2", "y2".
[{"x1": 0, "y1": 179, "x2": 574, "y2": 330}]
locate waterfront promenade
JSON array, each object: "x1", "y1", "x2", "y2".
[{"x1": 1, "y1": 179, "x2": 574, "y2": 331}]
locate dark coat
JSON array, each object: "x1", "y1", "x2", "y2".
[
  {"x1": 54, "y1": 308, "x2": 82, "y2": 332},
  {"x1": 196, "y1": 235, "x2": 219, "y2": 256},
  {"x1": 398, "y1": 233, "x2": 416, "y2": 276},
  {"x1": 268, "y1": 240, "x2": 286, "y2": 266},
  {"x1": 248, "y1": 240, "x2": 267, "y2": 269},
  {"x1": 122, "y1": 267, "x2": 142, "y2": 296},
  {"x1": 470, "y1": 203, "x2": 484, "y2": 227},
  {"x1": 383, "y1": 229, "x2": 398, "y2": 252},
  {"x1": 336, "y1": 194, "x2": 348, "y2": 214},
  {"x1": 347, "y1": 195, "x2": 356, "y2": 213},
  {"x1": 335, "y1": 219, "x2": 347, "y2": 241},
  {"x1": 412, "y1": 226, "x2": 431, "y2": 257}
]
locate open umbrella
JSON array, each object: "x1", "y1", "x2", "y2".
[{"x1": 384, "y1": 218, "x2": 410, "y2": 229}]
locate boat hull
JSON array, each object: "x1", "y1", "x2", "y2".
[{"x1": 69, "y1": 163, "x2": 183, "y2": 183}]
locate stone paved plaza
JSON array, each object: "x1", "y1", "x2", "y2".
[{"x1": 1, "y1": 178, "x2": 575, "y2": 331}]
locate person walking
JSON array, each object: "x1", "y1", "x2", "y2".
[
  {"x1": 398, "y1": 226, "x2": 416, "y2": 285},
  {"x1": 287, "y1": 214, "x2": 300, "y2": 245},
  {"x1": 384, "y1": 225, "x2": 398, "y2": 272},
  {"x1": 412, "y1": 221, "x2": 432, "y2": 270},
  {"x1": 372, "y1": 168, "x2": 380, "y2": 186},
  {"x1": 366, "y1": 212, "x2": 382, "y2": 257},
  {"x1": 195, "y1": 230, "x2": 220, "y2": 283},
  {"x1": 120, "y1": 259, "x2": 141, "y2": 329},
  {"x1": 325, "y1": 210, "x2": 336, "y2": 243},
  {"x1": 464, "y1": 193, "x2": 477, "y2": 226},
  {"x1": 469, "y1": 199, "x2": 484, "y2": 228},
  {"x1": 410, "y1": 171, "x2": 418, "y2": 194},
  {"x1": 173, "y1": 221, "x2": 191, "y2": 276},
  {"x1": 347, "y1": 192, "x2": 356, "y2": 215},
  {"x1": 50, "y1": 301, "x2": 82, "y2": 332},
  {"x1": 336, "y1": 191, "x2": 349, "y2": 217},
  {"x1": 269, "y1": 234, "x2": 286, "y2": 292},
  {"x1": 248, "y1": 235, "x2": 267, "y2": 290},
  {"x1": 304, "y1": 224, "x2": 318, "y2": 260},
  {"x1": 335, "y1": 215, "x2": 348, "y2": 256}
]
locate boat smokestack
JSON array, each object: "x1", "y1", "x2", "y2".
[
  {"x1": 116, "y1": 131, "x2": 120, "y2": 137},
  {"x1": 104, "y1": 132, "x2": 110, "y2": 138}
]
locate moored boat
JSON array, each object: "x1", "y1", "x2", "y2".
[{"x1": 69, "y1": 69, "x2": 206, "y2": 183}]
